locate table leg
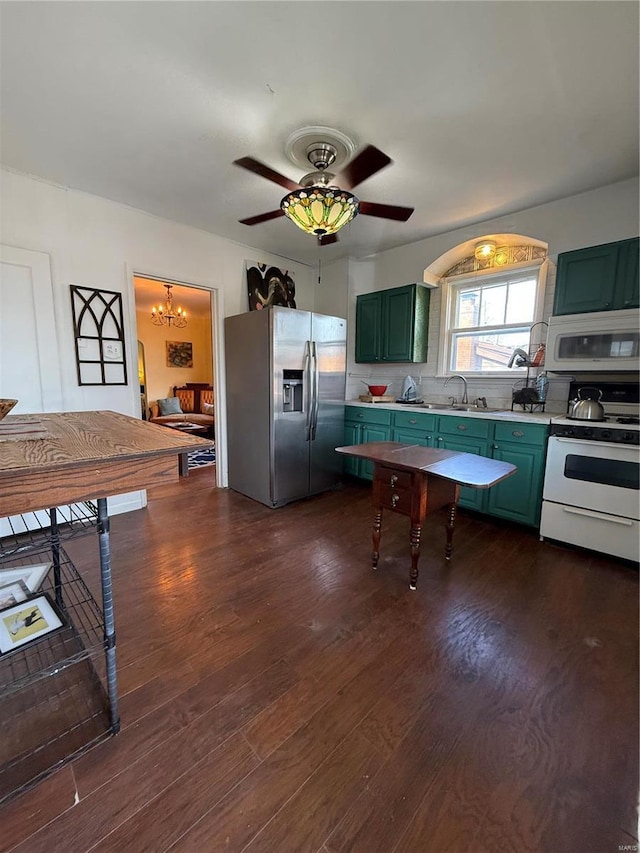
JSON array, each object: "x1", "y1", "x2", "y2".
[
  {"x1": 445, "y1": 501, "x2": 457, "y2": 561},
  {"x1": 409, "y1": 523, "x2": 422, "y2": 590},
  {"x1": 178, "y1": 452, "x2": 189, "y2": 477},
  {"x1": 97, "y1": 497, "x2": 120, "y2": 734},
  {"x1": 371, "y1": 508, "x2": 382, "y2": 569}
]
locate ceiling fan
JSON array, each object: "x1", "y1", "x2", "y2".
[{"x1": 233, "y1": 136, "x2": 414, "y2": 246}]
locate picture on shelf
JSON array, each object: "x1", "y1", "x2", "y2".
[
  {"x1": 0, "y1": 562, "x2": 51, "y2": 594},
  {"x1": 0, "y1": 594, "x2": 64, "y2": 655},
  {"x1": 166, "y1": 340, "x2": 193, "y2": 368},
  {"x1": 0, "y1": 580, "x2": 30, "y2": 610}
]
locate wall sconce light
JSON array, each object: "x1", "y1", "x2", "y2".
[{"x1": 474, "y1": 240, "x2": 497, "y2": 261}]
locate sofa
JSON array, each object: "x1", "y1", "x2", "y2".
[{"x1": 149, "y1": 383, "x2": 214, "y2": 435}]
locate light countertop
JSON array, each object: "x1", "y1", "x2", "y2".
[{"x1": 345, "y1": 401, "x2": 556, "y2": 425}]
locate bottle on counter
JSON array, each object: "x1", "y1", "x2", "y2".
[{"x1": 536, "y1": 372, "x2": 549, "y2": 402}]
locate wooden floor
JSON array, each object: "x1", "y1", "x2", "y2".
[{"x1": 1, "y1": 465, "x2": 638, "y2": 852}]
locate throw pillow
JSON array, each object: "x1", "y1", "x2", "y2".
[
  {"x1": 202, "y1": 402, "x2": 214, "y2": 415},
  {"x1": 157, "y1": 397, "x2": 183, "y2": 416}
]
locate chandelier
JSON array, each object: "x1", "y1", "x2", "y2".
[{"x1": 150, "y1": 284, "x2": 187, "y2": 328}]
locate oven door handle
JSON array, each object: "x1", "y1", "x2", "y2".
[{"x1": 561, "y1": 506, "x2": 635, "y2": 526}]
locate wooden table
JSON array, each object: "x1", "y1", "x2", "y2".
[
  {"x1": 336, "y1": 441, "x2": 517, "y2": 590},
  {"x1": 0, "y1": 411, "x2": 212, "y2": 798}
]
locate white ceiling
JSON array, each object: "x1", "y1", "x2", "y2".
[{"x1": 1, "y1": 2, "x2": 637, "y2": 266}]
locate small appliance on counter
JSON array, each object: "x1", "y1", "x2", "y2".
[{"x1": 396, "y1": 375, "x2": 423, "y2": 404}]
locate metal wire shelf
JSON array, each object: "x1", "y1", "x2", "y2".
[
  {"x1": 0, "y1": 501, "x2": 98, "y2": 562},
  {"x1": 0, "y1": 545, "x2": 105, "y2": 697}
]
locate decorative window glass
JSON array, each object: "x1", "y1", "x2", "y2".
[{"x1": 70, "y1": 286, "x2": 127, "y2": 385}]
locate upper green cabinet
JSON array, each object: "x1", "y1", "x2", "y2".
[
  {"x1": 355, "y1": 283, "x2": 430, "y2": 363},
  {"x1": 553, "y1": 237, "x2": 639, "y2": 316}
]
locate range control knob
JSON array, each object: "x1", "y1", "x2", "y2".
[
  {"x1": 601, "y1": 430, "x2": 612, "y2": 441},
  {"x1": 582, "y1": 427, "x2": 593, "y2": 438},
  {"x1": 623, "y1": 432, "x2": 635, "y2": 442}
]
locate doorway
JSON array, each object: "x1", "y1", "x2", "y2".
[{"x1": 133, "y1": 274, "x2": 219, "y2": 482}]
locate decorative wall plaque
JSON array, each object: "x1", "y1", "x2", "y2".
[{"x1": 70, "y1": 286, "x2": 128, "y2": 385}]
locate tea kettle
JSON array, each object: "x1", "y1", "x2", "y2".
[{"x1": 568, "y1": 387, "x2": 605, "y2": 421}]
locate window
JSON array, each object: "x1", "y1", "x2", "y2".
[{"x1": 441, "y1": 264, "x2": 545, "y2": 375}]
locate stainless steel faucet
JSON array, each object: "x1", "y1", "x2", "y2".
[{"x1": 444, "y1": 374, "x2": 468, "y2": 405}]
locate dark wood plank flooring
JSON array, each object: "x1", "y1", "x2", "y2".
[{"x1": 1, "y1": 465, "x2": 638, "y2": 852}]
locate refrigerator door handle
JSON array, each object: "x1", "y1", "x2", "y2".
[
  {"x1": 304, "y1": 340, "x2": 312, "y2": 441},
  {"x1": 310, "y1": 340, "x2": 319, "y2": 440}
]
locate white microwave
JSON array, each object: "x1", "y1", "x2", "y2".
[{"x1": 545, "y1": 308, "x2": 640, "y2": 373}]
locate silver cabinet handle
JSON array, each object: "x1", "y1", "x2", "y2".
[
  {"x1": 457, "y1": 424, "x2": 467, "y2": 431},
  {"x1": 512, "y1": 430, "x2": 524, "y2": 438},
  {"x1": 390, "y1": 474, "x2": 398, "y2": 485},
  {"x1": 492, "y1": 443, "x2": 499, "y2": 450},
  {"x1": 437, "y1": 436, "x2": 444, "y2": 442},
  {"x1": 409, "y1": 418, "x2": 417, "y2": 424},
  {"x1": 391, "y1": 493, "x2": 399, "y2": 508},
  {"x1": 357, "y1": 412, "x2": 364, "y2": 418}
]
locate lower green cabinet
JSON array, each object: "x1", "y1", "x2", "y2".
[
  {"x1": 343, "y1": 408, "x2": 391, "y2": 481},
  {"x1": 486, "y1": 422, "x2": 548, "y2": 526},
  {"x1": 344, "y1": 406, "x2": 548, "y2": 526}
]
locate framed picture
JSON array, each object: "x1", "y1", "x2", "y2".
[
  {"x1": 0, "y1": 594, "x2": 65, "y2": 655},
  {"x1": 166, "y1": 341, "x2": 193, "y2": 368},
  {"x1": 0, "y1": 562, "x2": 51, "y2": 594},
  {"x1": 246, "y1": 261, "x2": 296, "y2": 311},
  {"x1": 0, "y1": 580, "x2": 30, "y2": 610}
]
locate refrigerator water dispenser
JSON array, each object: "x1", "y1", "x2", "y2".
[{"x1": 282, "y1": 369, "x2": 303, "y2": 412}]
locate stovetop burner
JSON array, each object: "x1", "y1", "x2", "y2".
[{"x1": 615, "y1": 416, "x2": 640, "y2": 425}]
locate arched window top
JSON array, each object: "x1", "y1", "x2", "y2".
[
  {"x1": 423, "y1": 234, "x2": 548, "y2": 285},
  {"x1": 443, "y1": 244, "x2": 548, "y2": 278}
]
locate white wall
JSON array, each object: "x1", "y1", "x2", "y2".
[
  {"x1": 0, "y1": 167, "x2": 315, "y2": 510},
  {"x1": 326, "y1": 177, "x2": 639, "y2": 409}
]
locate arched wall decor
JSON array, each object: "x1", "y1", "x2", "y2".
[
  {"x1": 443, "y1": 244, "x2": 548, "y2": 278},
  {"x1": 70, "y1": 285, "x2": 128, "y2": 385}
]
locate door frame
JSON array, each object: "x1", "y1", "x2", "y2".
[{"x1": 125, "y1": 265, "x2": 228, "y2": 488}]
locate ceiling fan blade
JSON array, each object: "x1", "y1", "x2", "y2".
[
  {"x1": 334, "y1": 145, "x2": 392, "y2": 190},
  {"x1": 319, "y1": 233, "x2": 339, "y2": 246},
  {"x1": 233, "y1": 157, "x2": 300, "y2": 191},
  {"x1": 359, "y1": 200, "x2": 415, "y2": 222},
  {"x1": 239, "y1": 209, "x2": 285, "y2": 226}
]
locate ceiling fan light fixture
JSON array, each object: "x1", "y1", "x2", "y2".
[
  {"x1": 280, "y1": 187, "x2": 360, "y2": 237},
  {"x1": 474, "y1": 239, "x2": 497, "y2": 261}
]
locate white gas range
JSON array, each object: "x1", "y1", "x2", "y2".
[{"x1": 540, "y1": 381, "x2": 639, "y2": 563}]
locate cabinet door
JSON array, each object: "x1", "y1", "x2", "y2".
[
  {"x1": 435, "y1": 434, "x2": 489, "y2": 511},
  {"x1": 553, "y1": 243, "x2": 621, "y2": 315},
  {"x1": 615, "y1": 237, "x2": 639, "y2": 310},
  {"x1": 392, "y1": 427, "x2": 434, "y2": 447},
  {"x1": 342, "y1": 422, "x2": 361, "y2": 476},
  {"x1": 359, "y1": 423, "x2": 391, "y2": 480},
  {"x1": 487, "y1": 442, "x2": 546, "y2": 526},
  {"x1": 355, "y1": 292, "x2": 382, "y2": 363},
  {"x1": 381, "y1": 285, "x2": 415, "y2": 361}
]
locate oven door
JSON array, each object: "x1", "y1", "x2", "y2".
[
  {"x1": 543, "y1": 436, "x2": 640, "y2": 519},
  {"x1": 542, "y1": 436, "x2": 640, "y2": 561}
]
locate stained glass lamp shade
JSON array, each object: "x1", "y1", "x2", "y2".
[{"x1": 280, "y1": 187, "x2": 359, "y2": 236}]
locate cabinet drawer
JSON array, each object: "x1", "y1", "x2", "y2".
[
  {"x1": 377, "y1": 466, "x2": 413, "y2": 491},
  {"x1": 393, "y1": 410, "x2": 437, "y2": 431},
  {"x1": 493, "y1": 421, "x2": 549, "y2": 446},
  {"x1": 437, "y1": 415, "x2": 492, "y2": 439},
  {"x1": 345, "y1": 406, "x2": 392, "y2": 426}
]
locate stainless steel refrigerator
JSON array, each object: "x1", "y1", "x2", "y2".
[{"x1": 225, "y1": 307, "x2": 347, "y2": 508}]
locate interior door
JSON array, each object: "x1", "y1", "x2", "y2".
[
  {"x1": 0, "y1": 245, "x2": 63, "y2": 413},
  {"x1": 0, "y1": 245, "x2": 70, "y2": 537}
]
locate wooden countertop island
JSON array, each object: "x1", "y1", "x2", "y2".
[
  {"x1": 336, "y1": 441, "x2": 517, "y2": 590},
  {"x1": 0, "y1": 410, "x2": 212, "y2": 803}
]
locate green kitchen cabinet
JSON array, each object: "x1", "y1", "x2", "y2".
[
  {"x1": 553, "y1": 237, "x2": 639, "y2": 315},
  {"x1": 391, "y1": 409, "x2": 437, "y2": 447},
  {"x1": 343, "y1": 407, "x2": 392, "y2": 480},
  {"x1": 434, "y1": 416, "x2": 492, "y2": 512},
  {"x1": 486, "y1": 422, "x2": 548, "y2": 527},
  {"x1": 355, "y1": 283, "x2": 430, "y2": 363}
]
